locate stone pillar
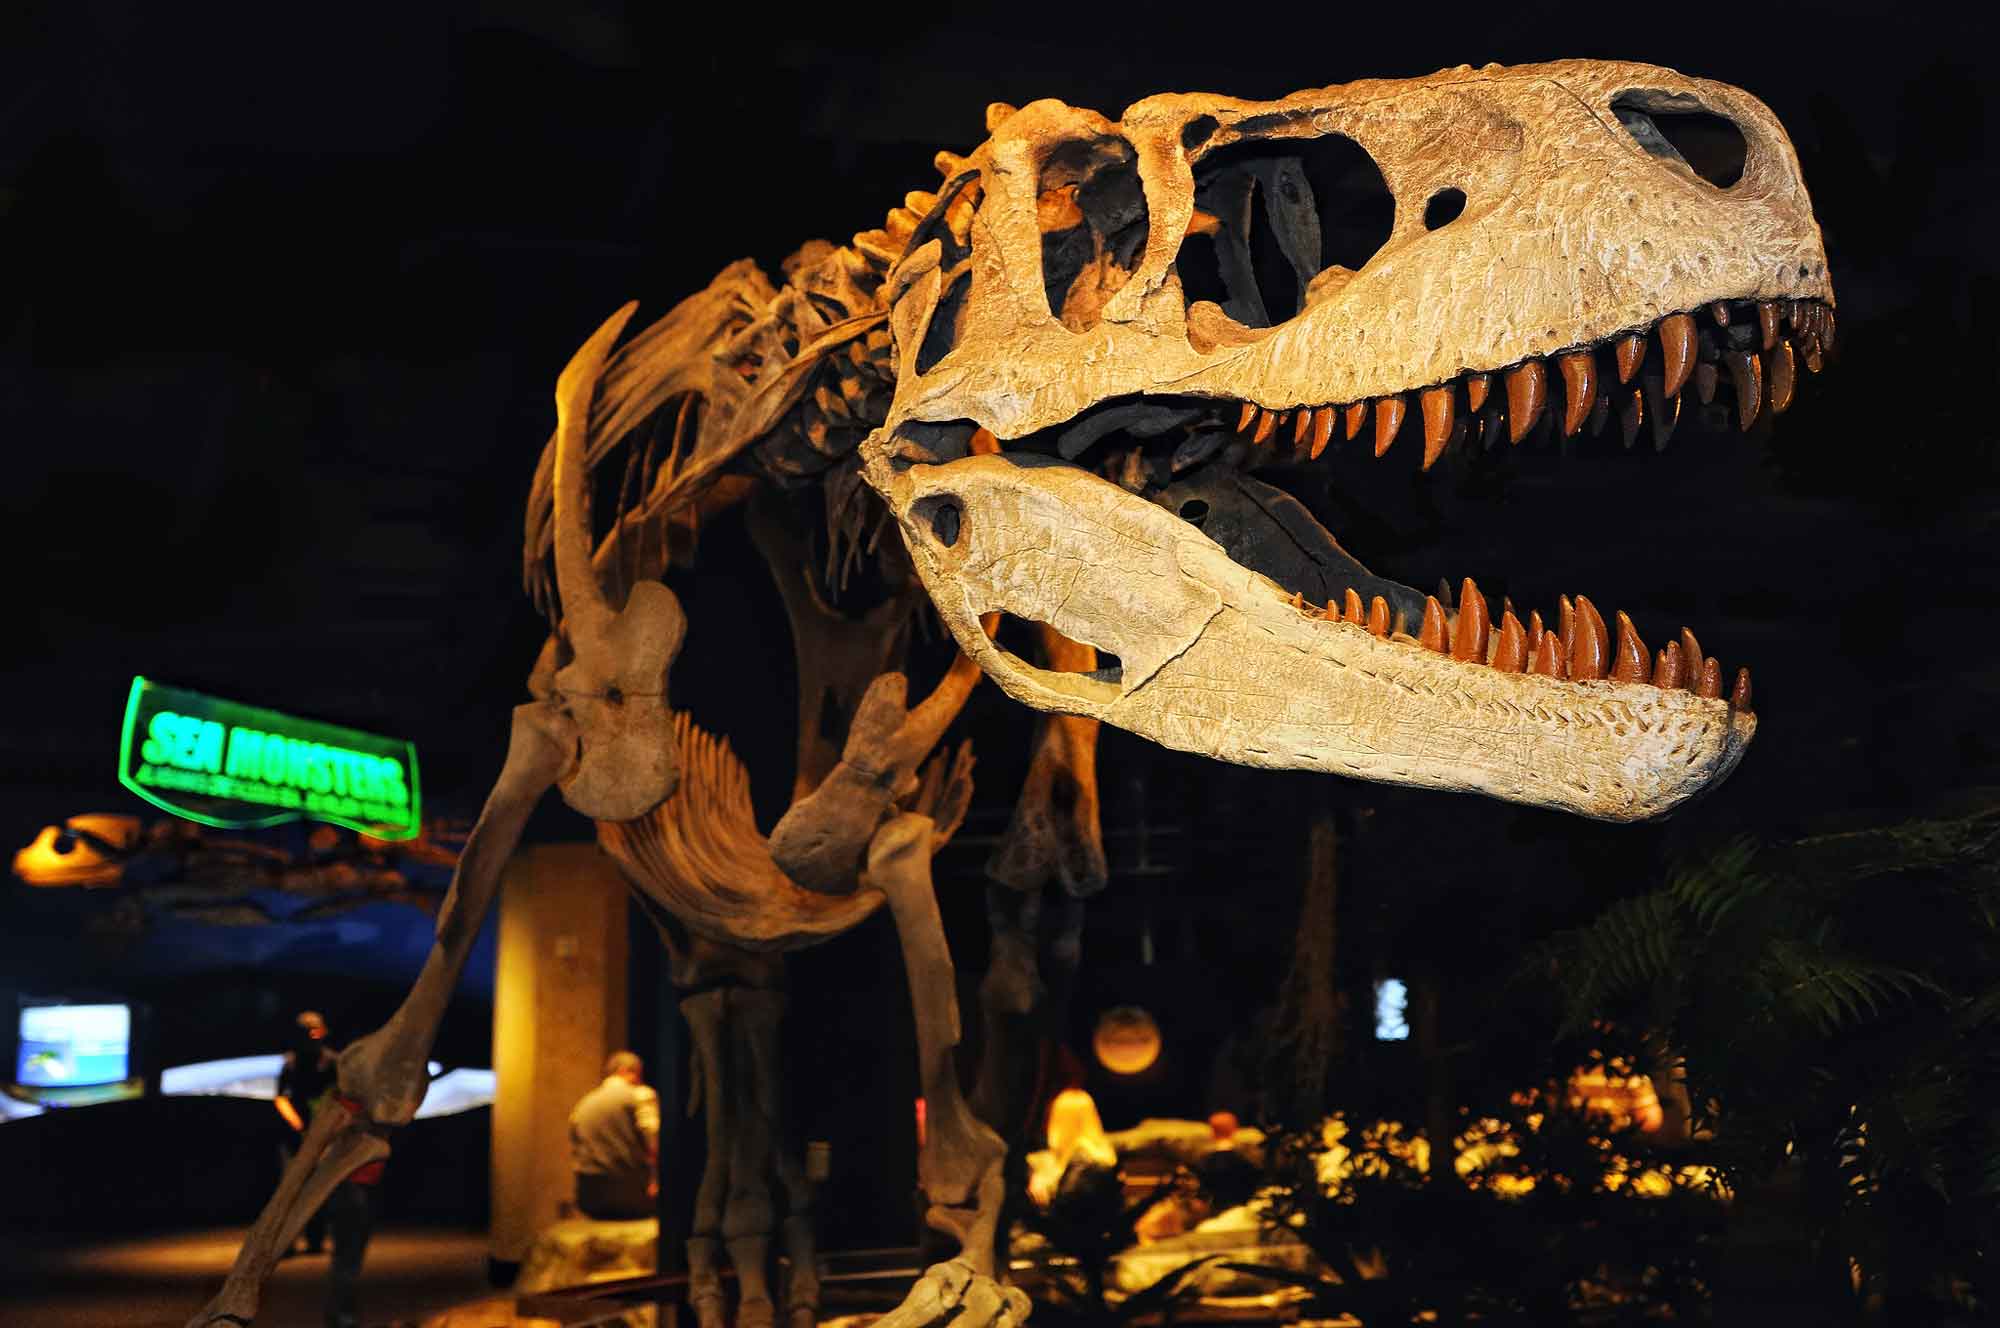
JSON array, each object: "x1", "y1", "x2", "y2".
[{"x1": 491, "y1": 841, "x2": 631, "y2": 1264}]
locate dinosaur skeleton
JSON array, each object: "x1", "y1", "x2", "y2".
[{"x1": 190, "y1": 59, "x2": 1829, "y2": 1328}]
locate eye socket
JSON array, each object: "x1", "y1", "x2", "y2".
[
  {"x1": 1423, "y1": 188, "x2": 1466, "y2": 230},
  {"x1": 1178, "y1": 498, "x2": 1210, "y2": 525}
]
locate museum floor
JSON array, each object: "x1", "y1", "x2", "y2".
[{"x1": 0, "y1": 1222, "x2": 494, "y2": 1327}]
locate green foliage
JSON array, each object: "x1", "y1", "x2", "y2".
[{"x1": 1533, "y1": 804, "x2": 2000, "y2": 1322}]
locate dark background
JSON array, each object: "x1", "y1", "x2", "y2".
[{"x1": 2, "y1": 0, "x2": 1996, "y2": 1246}]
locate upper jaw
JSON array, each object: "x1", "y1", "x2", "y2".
[{"x1": 875, "y1": 450, "x2": 1754, "y2": 823}]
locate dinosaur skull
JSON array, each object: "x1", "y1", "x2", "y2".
[
  {"x1": 543, "y1": 303, "x2": 686, "y2": 822},
  {"x1": 863, "y1": 61, "x2": 1834, "y2": 821}
]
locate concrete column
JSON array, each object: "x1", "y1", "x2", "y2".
[{"x1": 490, "y1": 841, "x2": 630, "y2": 1263}]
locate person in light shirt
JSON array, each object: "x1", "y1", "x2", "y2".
[{"x1": 569, "y1": 1050, "x2": 662, "y2": 1220}]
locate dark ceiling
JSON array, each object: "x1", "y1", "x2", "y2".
[{"x1": 4, "y1": 0, "x2": 1996, "y2": 864}]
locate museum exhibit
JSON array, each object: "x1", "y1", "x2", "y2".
[{"x1": 4, "y1": 4, "x2": 1997, "y2": 1325}]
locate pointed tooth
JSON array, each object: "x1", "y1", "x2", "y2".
[
  {"x1": 1558, "y1": 594, "x2": 1576, "y2": 659},
  {"x1": 1766, "y1": 339, "x2": 1796, "y2": 415},
  {"x1": 1730, "y1": 667, "x2": 1753, "y2": 713},
  {"x1": 1236, "y1": 402, "x2": 1256, "y2": 433},
  {"x1": 1310, "y1": 406, "x2": 1337, "y2": 459},
  {"x1": 1451, "y1": 578, "x2": 1490, "y2": 662},
  {"x1": 1586, "y1": 389, "x2": 1611, "y2": 438},
  {"x1": 1610, "y1": 611, "x2": 1649, "y2": 683},
  {"x1": 1435, "y1": 577, "x2": 1455, "y2": 607},
  {"x1": 1344, "y1": 400, "x2": 1369, "y2": 441},
  {"x1": 1658, "y1": 313, "x2": 1696, "y2": 397},
  {"x1": 1374, "y1": 394, "x2": 1407, "y2": 457},
  {"x1": 1465, "y1": 373, "x2": 1491, "y2": 413},
  {"x1": 1318, "y1": 600, "x2": 1342, "y2": 621},
  {"x1": 1642, "y1": 373, "x2": 1680, "y2": 451},
  {"x1": 1529, "y1": 631, "x2": 1566, "y2": 678},
  {"x1": 1694, "y1": 362, "x2": 1719, "y2": 405},
  {"x1": 1367, "y1": 595, "x2": 1390, "y2": 637},
  {"x1": 1289, "y1": 590, "x2": 1304, "y2": 611},
  {"x1": 1818, "y1": 304, "x2": 1836, "y2": 354},
  {"x1": 1618, "y1": 387, "x2": 1644, "y2": 449},
  {"x1": 1527, "y1": 609, "x2": 1546, "y2": 658},
  {"x1": 1419, "y1": 596, "x2": 1449, "y2": 653},
  {"x1": 1801, "y1": 335, "x2": 1824, "y2": 374},
  {"x1": 1505, "y1": 361, "x2": 1548, "y2": 444},
  {"x1": 1724, "y1": 350, "x2": 1763, "y2": 430},
  {"x1": 1696, "y1": 656, "x2": 1724, "y2": 700},
  {"x1": 1344, "y1": 588, "x2": 1366, "y2": 623},
  {"x1": 1492, "y1": 611, "x2": 1528, "y2": 672},
  {"x1": 1420, "y1": 386, "x2": 1455, "y2": 470},
  {"x1": 1653, "y1": 641, "x2": 1685, "y2": 690},
  {"x1": 1570, "y1": 595, "x2": 1609, "y2": 681},
  {"x1": 1558, "y1": 352, "x2": 1596, "y2": 437},
  {"x1": 1293, "y1": 409, "x2": 1312, "y2": 447},
  {"x1": 1614, "y1": 334, "x2": 1646, "y2": 384},
  {"x1": 1678, "y1": 630, "x2": 1702, "y2": 691},
  {"x1": 1709, "y1": 300, "x2": 1732, "y2": 326},
  {"x1": 1757, "y1": 301, "x2": 1780, "y2": 351},
  {"x1": 1253, "y1": 409, "x2": 1278, "y2": 445}
]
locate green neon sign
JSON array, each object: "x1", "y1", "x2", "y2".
[{"x1": 118, "y1": 678, "x2": 421, "y2": 840}]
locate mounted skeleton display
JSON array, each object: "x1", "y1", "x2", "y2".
[{"x1": 189, "y1": 60, "x2": 1831, "y2": 1328}]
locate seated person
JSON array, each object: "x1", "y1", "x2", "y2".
[{"x1": 569, "y1": 1050, "x2": 660, "y2": 1220}]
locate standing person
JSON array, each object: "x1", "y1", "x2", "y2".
[
  {"x1": 569, "y1": 1050, "x2": 660, "y2": 1220},
  {"x1": 323, "y1": 1153, "x2": 384, "y2": 1328},
  {"x1": 274, "y1": 1010, "x2": 338, "y2": 1255}
]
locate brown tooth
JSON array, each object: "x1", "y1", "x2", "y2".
[
  {"x1": 1757, "y1": 301, "x2": 1780, "y2": 351},
  {"x1": 1558, "y1": 352, "x2": 1596, "y2": 437},
  {"x1": 1289, "y1": 590, "x2": 1304, "y2": 611},
  {"x1": 1345, "y1": 400, "x2": 1369, "y2": 440},
  {"x1": 1505, "y1": 360, "x2": 1548, "y2": 444},
  {"x1": 1367, "y1": 595, "x2": 1390, "y2": 637},
  {"x1": 1694, "y1": 362, "x2": 1719, "y2": 405},
  {"x1": 1452, "y1": 578, "x2": 1490, "y2": 661},
  {"x1": 1492, "y1": 611, "x2": 1528, "y2": 672},
  {"x1": 1310, "y1": 405, "x2": 1338, "y2": 459},
  {"x1": 1678, "y1": 629, "x2": 1702, "y2": 691},
  {"x1": 1643, "y1": 373, "x2": 1680, "y2": 450},
  {"x1": 1610, "y1": 610, "x2": 1649, "y2": 683},
  {"x1": 1818, "y1": 304, "x2": 1836, "y2": 354},
  {"x1": 1529, "y1": 631, "x2": 1566, "y2": 678},
  {"x1": 1374, "y1": 394, "x2": 1407, "y2": 456},
  {"x1": 1420, "y1": 386, "x2": 1455, "y2": 470},
  {"x1": 1730, "y1": 666, "x2": 1753, "y2": 714},
  {"x1": 1419, "y1": 596, "x2": 1449, "y2": 653},
  {"x1": 1293, "y1": 409, "x2": 1312, "y2": 447},
  {"x1": 1766, "y1": 339, "x2": 1797, "y2": 415},
  {"x1": 1465, "y1": 373, "x2": 1491, "y2": 413},
  {"x1": 1697, "y1": 657, "x2": 1724, "y2": 700},
  {"x1": 1570, "y1": 595, "x2": 1609, "y2": 681},
  {"x1": 1253, "y1": 409, "x2": 1278, "y2": 445},
  {"x1": 1586, "y1": 389, "x2": 1611, "y2": 438},
  {"x1": 1709, "y1": 300, "x2": 1732, "y2": 326},
  {"x1": 1237, "y1": 402, "x2": 1257, "y2": 433},
  {"x1": 1614, "y1": 333, "x2": 1646, "y2": 384},
  {"x1": 1658, "y1": 313, "x2": 1696, "y2": 396},
  {"x1": 1558, "y1": 594, "x2": 1576, "y2": 659},
  {"x1": 1653, "y1": 641, "x2": 1685, "y2": 690},
  {"x1": 1618, "y1": 387, "x2": 1644, "y2": 449},
  {"x1": 1527, "y1": 609, "x2": 1546, "y2": 657},
  {"x1": 1725, "y1": 350, "x2": 1763, "y2": 430},
  {"x1": 1801, "y1": 335, "x2": 1824, "y2": 375},
  {"x1": 1344, "y1": 588, "x2": 1366, "y2": 623}
]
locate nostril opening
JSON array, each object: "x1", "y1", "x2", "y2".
[
  {"x1": 1422, "y1": 188, "x2": 1466, "y2": 230},
  {"x1": 1611, "y1": 92, "x2": 1747, "y2": 189},
  {"x1": 1178, "y1": 498, "x2": 1210, "y2": 526},
  {"x1": 604, "y1": 685, "x2": 623, "y2": 705}
]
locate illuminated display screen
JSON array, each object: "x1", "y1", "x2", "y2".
[
  {"x1": 118, "y1": 677, "x2": 420, "y2": 840},
  {"x1": 17, "y1": 1003, "x2": 131, "y2": 1088}
]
